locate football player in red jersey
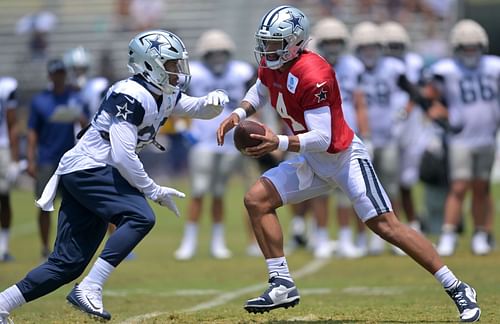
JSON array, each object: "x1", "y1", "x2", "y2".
[{"x1": 217, "y1": 6, "x2": 480, "y2": 322}]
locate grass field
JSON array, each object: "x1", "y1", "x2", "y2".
[{"x1": 1, "y1": 178, "x2": 499, "y2": 323}]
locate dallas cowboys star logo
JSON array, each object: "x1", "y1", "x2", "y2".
[
  {"x1": 116, "y1": 102, "x2": 132, "y2": 119},
  {"x1": 315, "y1": 88, "x2": 328, "y2": 103},
  {"x1": 284, "y1": 10, "x2": 304, "y2": 32},
  {"x1": 145, "y1": 34, "x2": 168, "y2": 55}
]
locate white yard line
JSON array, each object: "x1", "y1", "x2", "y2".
[{"x1": 120, "y1": 258, "x2": 329, "y2": 324}]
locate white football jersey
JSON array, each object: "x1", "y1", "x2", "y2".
[
  {"x1": 429, "y1": 55, "x2": 500, "y2": 148},
  {"x1": 56, "y1": 75, "x2": 215, "y2": 180},
  {"x1": 188, "y1": 60, "x2": 255, "y2": 153},
  {"x1": 358, "y1": 56, "x2": 406, "y2": 147},
  {"x1": 81, "y1": 77, "x2": 109, "y2": 118},
  {"x1": 0, "y1": 77, "x2": 18, "y2": 149},
  {"x1": 334, "y1": 55, "x2": 365, "y2": 133}
]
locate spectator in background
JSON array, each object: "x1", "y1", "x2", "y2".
[
  {"x1": 0, "y1": 77, "x2": 20, "y2": 262},
  {"x1": 16, "y1": 10, "x2": 57, "y2": 60},
  {"x1": 27, "y1": 59, "x2": 88, "y2": 259},
  {"x1": 175, "y1": 30, "x2": 255, "y2": 260},
  {"x1": 129, "y1": 0, "x2": 164, "y2": 31}
]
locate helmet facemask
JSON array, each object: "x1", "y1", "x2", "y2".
[
  {"x1": 317, "y1": 39, "x2": 345, "y2": 65},
  {"x1": 203, "y1": 50, "x2": 231, "y2": 76},
  {"x1": 386, "y1": 42, "x2": 406, "y2": 59},
  {"x1": 357, "y1": 44, "x2": 382, "y2": 69},
  {"x1": 455, "y1": 45, "x2": 483, "y2": 69}
]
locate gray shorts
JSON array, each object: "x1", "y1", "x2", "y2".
[
  {"x1": 449, "y1": 144, "x2": 495, "y2": 181},
  {"x1": 188, "y1": 147, "x2": 242, "y2": 198},
  {"x1": 35, "y1": 164, "x2": 58, "y2": 198},
  {"x1": 0, "y1": 148, "x2": 12, "y2": 194}
]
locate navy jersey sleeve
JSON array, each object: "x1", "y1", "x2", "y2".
[{"x1": 100, "y1": 91, "x2": 145, "y2": 126}]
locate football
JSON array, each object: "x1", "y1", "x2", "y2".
[{"x1": 233, "y1": 120, "x2": 265, "y2": 152}]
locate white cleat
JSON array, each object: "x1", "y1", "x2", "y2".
[
  {"x1": 368, "y1": 233, "x2": 385, "y2": 255},
  {"x1": 211, "y1": 246, "x2": 232, "y2": 259},
  {"x1": 437, "y1": 232, "x2": 457, "y2": 257},
  {"x1": 471, "y1": 231, "x2": 491, "y2": 256},
  {"x1": 174, "y1": 244, "x2": 196, "y2": 260},
  {"x1": 0, "y1": 310, "x2": 13, "y2": 324},
  {"x1": 314, "y1": 240, "x2": 337, "y2": 259},
  {"x1": 337, "y1": 241, "x2": 365, "y2": 259}
]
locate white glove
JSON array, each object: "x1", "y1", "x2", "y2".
[
  {"x1": 7, "y1": 160, "x2": 28, "y2": 184},
  {"x1": 205, "y1": 89, "x2": 229, "y2": 108},
  {"x1": 150, "y1": 186, "x2": 186, "y2": 217}
]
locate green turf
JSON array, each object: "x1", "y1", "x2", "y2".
[{"x1": 1, "y1": 179, "x2": 499, "y2": 323}]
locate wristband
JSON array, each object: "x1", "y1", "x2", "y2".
[
  {"x1": 277, "y1": 135, "x2": 289, "y2": 151},
  {"x1": 232, "y1": 107, "x2": 247, "y2": 121}
]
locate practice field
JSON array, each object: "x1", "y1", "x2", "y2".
[{"x1": 1, "y1": 179, "x2": 499, "y2": 323}]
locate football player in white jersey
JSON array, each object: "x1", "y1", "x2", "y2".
[
  {"x1": 0, "y1": 30, "x2": 227, "y2": 322},
  {"x1": 381, "y1": 21, "x2": 426, "y2": 233},
  {"x1": 64, "y1": 46, "x2": 109, "y2": 118},
  {"x1": 311, "y1": 17, "x2": 366, "y2": 258},
  {"x1": 351, "y1": 21, "x2": 408, "y2": 254},
  {"x1": 0, "y1": 77, "x2": 19, "y2": 262},
  {"x1": 175, "y1": 29, "x2": 255, "y2": 260},
  {"x1": 430, "y1": 20, "x2": 500, "y2": 256}
]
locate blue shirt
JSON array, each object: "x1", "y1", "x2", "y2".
[{"x1": 28, "y1": 87, "x2": 87, "y2": 165}]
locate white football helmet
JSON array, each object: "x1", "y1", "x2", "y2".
[
  {"x1": 196, "y1": 29, "x2": 235, "y2": 75},
  {"x1": 380, "y1": 21, "x2": 410, "y2": 58},
  {"x1": 450, "y1": 19, "x2": 488, "y2": 68},
  {"x1": 64, "y1": 46, "x2": 92, "y2": 88},
  {"x1": 128, "y1": 30, "x2": 191, "y2": 94},
  {"x1": 351, "y1": 21, "x2": 383, "y2": 69},
  {"x1": 254, "y1": 5, "x2": 310, "y2": 69},
  {"x1": 312, "y1": 18, "x2": 349, "y2": 65}
]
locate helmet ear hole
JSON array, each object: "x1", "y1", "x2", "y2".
[{"x1": 144, "y1": 61, "x2": 153, "y2": 71}]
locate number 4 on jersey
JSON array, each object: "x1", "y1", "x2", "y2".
[{"x1": 276, "y1": 92, "x2": 305, "y2": 132}]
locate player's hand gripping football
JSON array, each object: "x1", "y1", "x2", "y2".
[
  {"x1": 152, "y1": 186, "x2": 186, "y2": 217},
  {"x1": 217, "y1": 113, "x2": 240, "y2": 146},
  {"x1": 244, "y1": 124, "x2": 279, "y2": 158}
]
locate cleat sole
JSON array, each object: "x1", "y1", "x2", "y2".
[
  {"x1": 66, "y1": 299, "x2": 110, "y2": 322},
  {"x1": 244, "y1": 297, "x2": 300, "y2": 314}
]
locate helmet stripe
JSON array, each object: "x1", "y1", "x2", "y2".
[{"x1": 261, "y1": 5, "x2": 291, "y2": 31}]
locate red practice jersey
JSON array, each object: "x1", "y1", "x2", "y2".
[{"x1": 258, "y1": 50, "x2": 354, "y2": 153}]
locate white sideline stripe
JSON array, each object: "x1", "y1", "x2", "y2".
[
  {"x1": 104, "y1": 289, "x2": 221, "y2": 297},
  {"x1": 120, "y1": 258, "x2": 329, "y2": 324},
  {"x1": 105, "y1": 287, "x2": 331, "y2": 298}
]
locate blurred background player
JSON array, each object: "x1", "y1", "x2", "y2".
[
  {"x1": 431, "y1": 20, "x2": 500, "y2": 256},
  {"x1": 0, "y1": 77, "x2": 20, "y2": 262},
  {"x1": 175, "y1": 30, "x2": 255, "y2": 260},
  {"x1": 380, "y1": 21, "x2": 426, "y2": 233},
  {"x1": 311, "y1": 17, "x2": 367, "y2": 258},
  {"x1": 27, "y1": 59, "x2": 88, "y2": 259},
  {"x1": 64, "y1": 46, "x2": 109, "y2": 118},
  {"x1": 351, "y1": 21, "x2": 418, "y2": 255}
]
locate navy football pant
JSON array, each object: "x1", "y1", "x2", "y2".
[{"x1": 16, "y1": 166, "x2": 156, "y2": 302}]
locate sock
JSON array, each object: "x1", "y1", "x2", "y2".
[
  {"x1": 182, "y1": 222, "x2": 198, "y2": 246},
  {"x1": 291, "y1": 216, "x2": 306, "y2": 236},
  {"x1": 434, "y1": 265, "x2": 459, "y2": 290},
  {"x1": 0, "y1": 229, "x2": 9, "y2": 256},
  {"x1": 266, "y1": 257, "x2": 292, "y2": 280},
  {"x1": 0, "y1": 285, "x2": 26, "y2": 313},
  {"x1": 80, "y1": 257, "x2": 115, "y2": 289},
  {"x1": 211, "y1": 223, "x2": 226, "y2": 249},
  {"x1": 315, "y1": 227, "x2": 329, "y2": 246},
  {"x1": 442, "y1": 224, "x2": 457, "y2": 233},
  {"x1": 357, "y1": 231, "x2": 367, "y2": 249},
  {"x1": 338, "y1": 227, "x2": 352, "y2": 244}
]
